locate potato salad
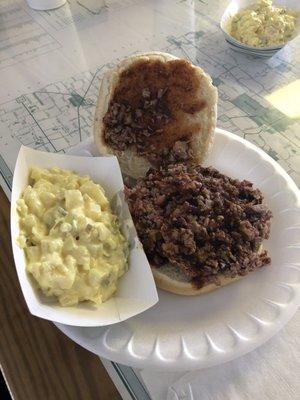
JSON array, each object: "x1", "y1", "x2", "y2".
[
  {"x1": 17, "y1": 167, "x2": 128, "y2": 306},
  {"x1": 229, "y1": 0, "x2": 298, "y2": 47}
]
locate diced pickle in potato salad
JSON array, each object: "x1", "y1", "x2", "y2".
[{"x1": 17, "y1": 167, "x2": 128, "y2": 306}]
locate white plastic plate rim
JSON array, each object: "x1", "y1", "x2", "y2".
[{"x1": 56, "y1": 128, "x2": 300, "y2": 371}]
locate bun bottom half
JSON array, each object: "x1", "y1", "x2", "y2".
[
  {"x1": 152, "y1": 266, "x2": 241, "y2": 295},
  {"x1": 151, "y1": 245, "x2": 263, "y2": 295}
]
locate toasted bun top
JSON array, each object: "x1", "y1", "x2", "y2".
[{"x1": 94, "y1": 52, "x2": 218, "y2": 178}]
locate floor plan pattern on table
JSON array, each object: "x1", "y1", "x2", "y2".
[
  {"x1": 1, "y1": 27, "x2": 299, "y2": 193},
  {"x1": 31, "y1": 0, "x2": 142, "y2": 31},
  {"x1": 0, "y1": 0, "x2": 60, "y2": 70}
]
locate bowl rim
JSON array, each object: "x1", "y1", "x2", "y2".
[
  {"x1": 219, "y1": 23, "x2": 287, "y2": 51},
  {"x1": 224, "y1": 40, "x2": 279, "y2": 57},
  {"x1": 224, "y1": 35, "x2": 282, "y2": 52}
]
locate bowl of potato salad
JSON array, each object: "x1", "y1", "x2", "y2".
[
  {"x1": 11, "y1": 146, "x2": 158, "y2": 326},
  {"x1": 220, "y1": 0, "x2": 300, "y2": 57}
]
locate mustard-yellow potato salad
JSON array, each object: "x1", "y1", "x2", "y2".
[{"x1": 17, "y1": 167, "x2": 128, "y2": 306}]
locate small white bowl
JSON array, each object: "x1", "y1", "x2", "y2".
[{"x1": 220, "y1": 0, "x2": 300, "y2": 57}]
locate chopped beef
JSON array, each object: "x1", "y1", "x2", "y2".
[
  {"x1": 103, "y1": 88, "x2": 170, "y2": 151},
  {"x1": 147, "y1": 138, "x2": 195, "y2": 166},
  {"x1": 125, "y1": 163, "x2": 272, "y2": 288},
  {"x1": 103, "y1": 59, "x2": 208, "y2": 165}
]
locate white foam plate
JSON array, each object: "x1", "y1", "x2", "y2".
[{"x1": 56, "y1": 128, "x2": 300, "y2": 370}]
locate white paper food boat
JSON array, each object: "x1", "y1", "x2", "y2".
[{"x1": 10, "y1": 146, "x2": 158, "y2": 327}]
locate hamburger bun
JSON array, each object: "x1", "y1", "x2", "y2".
[
  {"x1": 151, "y1": 244, "x2": 264, "y2": 295},
  {"x1": 94, "y1": 51, "x2": 218, "y2": 178},
  {"x1": 125, "y1": 162, "x2": 272, "y2": 297},
  {"x1": 152, "y1": 265, "x2": 242, "y2": 295}
]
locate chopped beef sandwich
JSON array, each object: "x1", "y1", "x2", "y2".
[{"x1": 125, "y1": 163, "x2": 272, "y2": 295}]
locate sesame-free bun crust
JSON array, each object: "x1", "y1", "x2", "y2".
[
  {"x1": 152, "y1": 266, "x2": 241, "y2": 295},
  {"x1": 151, "y1": 245, "x2": 264, "y2": 295},
  {"x1": 94, "y1": 52, "x2": 218, "y2": 178}
]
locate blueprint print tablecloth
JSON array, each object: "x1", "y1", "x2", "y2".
[
  {"x1": 0, "y1": 0, "x2": 299, "y2": 197},
  {"x1": 0, "y1": 0, "x2": 299, "y2": 398}
]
